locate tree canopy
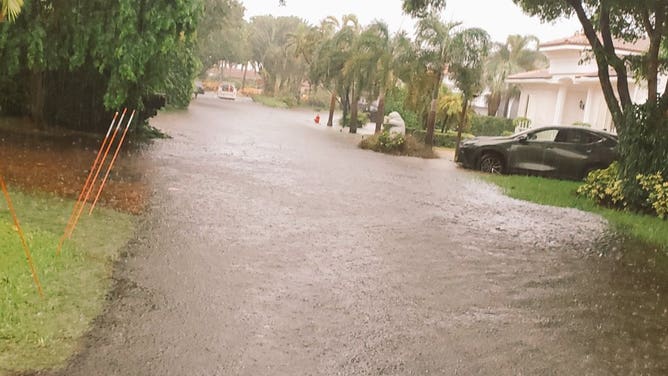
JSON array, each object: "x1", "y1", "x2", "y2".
[{"x1": 0, "y1": 0, "x2": 202, "y2": 131}]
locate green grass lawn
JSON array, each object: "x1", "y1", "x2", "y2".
[
  {"x1": 481, "y1": 174, "x2": 668, "y2": 249},
  {"x1": 0, "y1": 190, "x2": 135, "y2": 374},
  {"x1": 251, "y1": 95, "x2": 289, "y2": 109}
]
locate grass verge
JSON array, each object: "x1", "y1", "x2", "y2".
[
  {"x1": 251, "y1": 95, "x2": 289, "y2": 109},
  {"x1": 481, "y1": 174, "x2": 668, "y2": 249},
  {"x1": 0, "y1": 190, "x2": 135, "y2": 374}
]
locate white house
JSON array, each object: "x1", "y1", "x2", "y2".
[{"x1": 507, "y1": 34, "x2": 664, "y2": 133}]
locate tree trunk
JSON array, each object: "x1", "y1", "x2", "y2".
[
  {"x1": 30, "y1": 70, "x2": 45, "y2": 127},
  {"x1": 455, "y1": 98, "x2": 469, "y2": 161},
  {"x1": 273, "y1": 75, "x2": 282, "y2": 96},
  {"x1": 241, "y1": 63, "x2": 248, "y2": 90},
  {"x1": 502, "y1": 94, "x2": 512, "y2": 118},
  {"x1": 440, "y1": 114, "x2": 449, "y2": 133},
  {"x1": 350, "y1": 84, "x2": 358, "y2": 134},
  {"x1": 425, "y1": 98, "x2": 436, "y2": 147},
  {"x1": 487, "y1": 91, "x2": 501, "y2": 116},
  {"x1": 342, "y1": 88, "x2": 350, "y2": 127},
  {"x1": 327, "y1": 91, "x2": 336, "y2": 127},
  {"x1": 374, "y1": 91, "x2": 385, "y2": 134}
]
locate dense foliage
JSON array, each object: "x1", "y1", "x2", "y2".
[
  {"x1": 359, "y1": 131, "x2": 437, "y2": 158},
  {"x1": 617, "y1": 101, "x2": 668, "y2": 206},
  {"x1": 578, "y1": 162, "x2": 625, "y2": 208},
  {"x1": 0, "y1": 0, "x2": 202, "y2": 131},
  {"x1": 410, "y1": 129, "x2": 474, "y2": 148},
  {"x1": 470, "y1": 115, "x2": 515, "y2": 136},
  {"x1": 579, "y1": 160, "x2": 668, "y2": 219}
]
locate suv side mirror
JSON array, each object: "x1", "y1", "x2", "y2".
[{"x1": 517, "y1": 134, "x2": 528, "y2": 143}]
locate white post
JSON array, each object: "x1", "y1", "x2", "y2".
[{"x1": 553, "y1": 86, "x2": 567, "y2": 125}]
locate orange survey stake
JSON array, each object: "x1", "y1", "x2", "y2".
[
  {"x1": 57, "y1": 111, "x2": 119, "y2": 255},
  {"x1": 66, "y1": 108, "x2": 127, "y2": 242},
  {"x1": 89, "y1": 110, "x2": 135, "y2": 215},
  {"x1": 0, "y1": 174, "x2": 44, "y2": 297}
]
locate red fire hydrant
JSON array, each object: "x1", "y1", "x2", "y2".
[{"x1": 314, "y1": 114, "x2": 320, "y2": 124}]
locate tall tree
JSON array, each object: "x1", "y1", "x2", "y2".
[
  {"x1": 414, "y1": 14, "x2": 459, "y2": 146},
  {"x1": 485, "y1": 34, "x2": 546, "y2": 116},
  {"x1": 248, "y1": 15, "x2": 309, "y2": 96},
  {"x1": 0, "y1": 0, "x2": 202, "y2": 131},
  {"x1": 362, "y1": 22, "x2": 398, "y2": 134},
  {"x1": 345, "y1": 21, "x2": 396, "y2": 134},
  {"x1": 402, "y1": 0, "x2": 446, "y2": 17},
  {"x1": 449, "y1": 28, "x2": 491, "y2": 160},
  {"x1": 310, "y1": 15, "x2": 360, "y2": 128},
  {"x1": 196, "y1": 0, "x2": 248, "y2": 71}
]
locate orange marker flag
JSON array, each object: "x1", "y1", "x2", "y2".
[
  {"x1": 67, "y1": 108, "x2": 127, "y2": 241},
  {"x1": 0, "y1": 174, "x2": 44, "y2": 297},
  {"x1": 89, "y1": 110, "x2": 135, "y2": 215},
  {"x1": 56, "y1": 111, "x2": 119, "y2": 255}
]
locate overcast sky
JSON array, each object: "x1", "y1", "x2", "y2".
[{"x1": 241, "y1": 0, "x2": 582, "y2": 44}]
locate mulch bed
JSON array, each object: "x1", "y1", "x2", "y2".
[{"x1": 0, "y1": 119, "x2": 149, "y2": 215}]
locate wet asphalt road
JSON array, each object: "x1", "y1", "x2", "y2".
[{"x1": 59, "y1": 94, "x2": 668, "y2": 375}]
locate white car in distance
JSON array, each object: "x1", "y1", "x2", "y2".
[{"x1": 217, "y1": 82, "x2": 237, "y2": 100}]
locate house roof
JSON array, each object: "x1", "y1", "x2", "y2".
[
  {"x1": 506, "y1": 68, "x2": 618, "y2": 81},
  {"x1": 506, "y1": 69, "x2": 551, "y2": 80},
  {"x1": 540, "y1": 33, "x2": 649, "y2": 53}
]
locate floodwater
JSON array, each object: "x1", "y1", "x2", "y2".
[{"x1": 51, "y1": 94, "x2": 667, "y2": 375}]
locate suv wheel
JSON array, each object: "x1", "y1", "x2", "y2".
[{"x1": 479, "y1": 153, "x2": 504, "y2": 174}]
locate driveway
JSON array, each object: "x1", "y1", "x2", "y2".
[{"x1": 56, "y1": 94, "x2": 668, "y2": 375}]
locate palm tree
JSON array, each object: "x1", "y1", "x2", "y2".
[
  {"x1": 414, "y1": 14, "x2": 460, "y2": 146},
  {"x1": 366, "y1": 22, "x2": 399, "y2": 134},
  {"x1": 1, "y1": 0, "x2": 23, "y2": 22},
  {"x1": 449, "y1": 28, "x2": 491, "y2": 160},
  {"x1": 485, "y1": 34, "x2": 546, "y2": 116},
  {"x1": 310, "y1": 15, "x2": 360, "y2": 128},
  {"x1": 345, "y1": 21, "x2": 396, "y2": 134}
]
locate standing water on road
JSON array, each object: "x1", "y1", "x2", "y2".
[{"x1": 55, "y1": 97, "x2": 667, "y2": 375}]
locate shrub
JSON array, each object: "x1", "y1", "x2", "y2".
[
  {"x1": 617, "y1": 101, "x2": 668, "y2": 208},
  {"x1": 359, "y1": 132, "x2": 437, "y2": 158},
  {"x1": 304, "y1": 90, "x2": 331, "y2": 109},
  {"x1": 578, "y1": 163, "x2": 668, "y2": 220},
  {"x1": 577, "y1": 162, "x2": 625, "y2": 208},
  {"x1": 251, "y1": 95, "x2": 288, "y2": 108},
  {"x1": 279, "y1": 96, "x2": 298, "y2": 107},
  {"x1": 410, "y1": 129, "x2": 474, "y2": 148},
  {"x1": 637, "y1": 172, "x2": 668, "y2": 219},
  {"x1": 377, "y1": 131, "x2": 405, "y2": 153},
  {"x1": 339, "y1": 112, "x2": 370, "y2": 127},
  {"x1": 470, "y1": 115, "x2": 514, "y2": 136},
  {"x1": 384, "y1": 87, "x2": 421, "y2": 129}
]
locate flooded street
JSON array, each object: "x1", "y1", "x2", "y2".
[{"x1": 57, "y1": 95, "x2": 668, "y2": 375}]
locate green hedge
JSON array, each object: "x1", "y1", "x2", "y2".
[
  {"x1": 410, "y1": 129, "x2": 474, "y2": 148},
  {"x1": 470, "y1": 115, "x2": 514, "y2": 136}
]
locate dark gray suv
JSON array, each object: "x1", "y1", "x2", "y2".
[{"x1": 457, "y1": 126, "x2": 618, "y2": 180}]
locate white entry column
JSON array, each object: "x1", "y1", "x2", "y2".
[
  {"x1": 583, "y1": 88, "x2": 594, "y2": 124},
  {"x1": 553, "y1": 86, "x2": 567, "y2": 125}
]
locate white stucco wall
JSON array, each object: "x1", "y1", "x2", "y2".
[
  {"x1": 544, "y1": 48, "x2": 598, "y2": 75},
  {"x1": 518, "y1": 86, "x2": 557, "y2": 126},
  {"x1": 562, "y1": 89, "x2": 588, "y2": 125}
]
